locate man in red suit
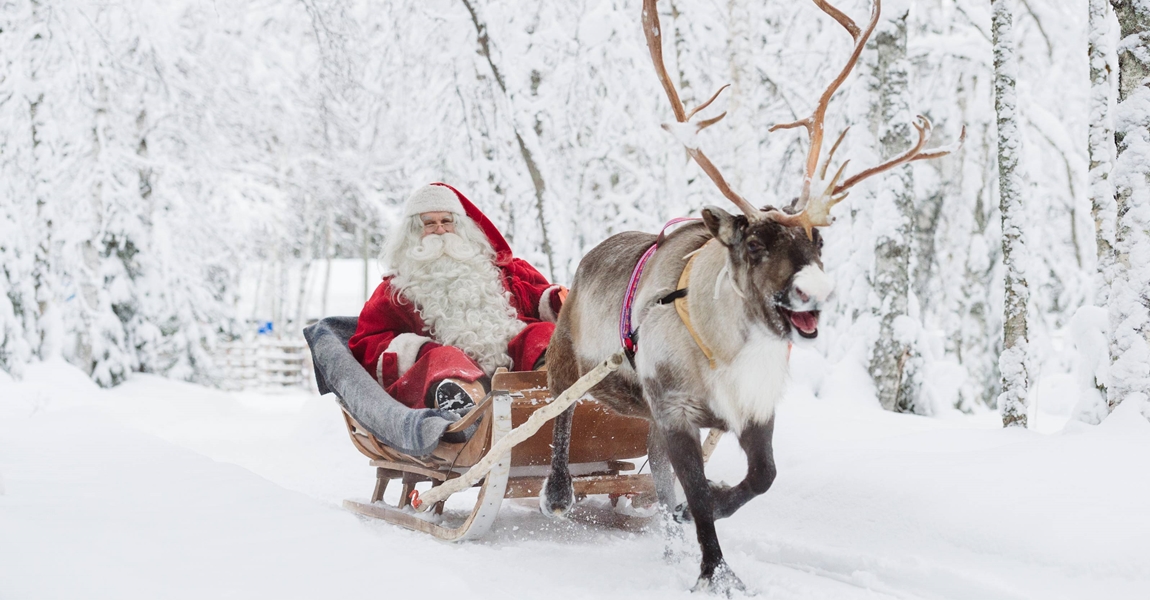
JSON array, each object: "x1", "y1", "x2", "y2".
[{"x1": 349, "y1": 183, "x2": 565, "y2": 411}]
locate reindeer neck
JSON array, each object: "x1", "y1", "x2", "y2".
[{"x1": 680, "y1": 238, "x2": 750, "y2": 364}]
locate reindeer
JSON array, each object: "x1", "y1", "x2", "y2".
[{"x1": 542, "y1": 0, "x2": 960, "y2": 593}]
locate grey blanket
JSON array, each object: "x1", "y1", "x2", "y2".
[{"x1": 303, "y1": 317, "x2": 473, "y2": 457}]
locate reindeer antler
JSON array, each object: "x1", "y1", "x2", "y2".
[
  {"x1": 643, "y1": 0, "x2": 962, "y2": 238},
  {"x1": 768, "y1": 0, "x2": 964, "y2": 239},
  {"x1": 642, "y1": 0, "x2": 762, "y2": 220}
]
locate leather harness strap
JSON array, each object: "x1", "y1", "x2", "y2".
[
  {"x1": 621, "y1": 223, "x2": 719, "y2": 369},
  {"x1": 672, "y1": 242, "x2": 717, "y2": 370},
  {"x1": 630, "y1": 235, "x2": 797, "y2": 372},
  {"x1": 620, "y1": 217, "x2": 700, "y2": 363}
]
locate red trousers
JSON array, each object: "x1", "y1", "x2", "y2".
[{"x1": 386, "y1": 322, "x2": 554, "y2": 408}]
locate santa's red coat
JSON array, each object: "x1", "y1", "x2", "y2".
[{"x1": 349, "y1": 183, "x2": 561, "y2": 409}]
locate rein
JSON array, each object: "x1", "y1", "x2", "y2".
[{"x1": 619, "y1": 217, "x2": 702, "y2": 365}]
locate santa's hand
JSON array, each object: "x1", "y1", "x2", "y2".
[{"x1": 541, "y1": 285, "x2": 568, "y2": 322}]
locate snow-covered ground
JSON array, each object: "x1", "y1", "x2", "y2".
[{"x1": 2, "y1": 352, "x2": 1148, "y2": 600}]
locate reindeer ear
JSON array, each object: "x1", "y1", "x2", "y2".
[{"x1": 702, "y1": 205, "x2": 742, "y2": 247}]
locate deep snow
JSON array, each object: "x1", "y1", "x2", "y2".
[{"x1": 2, "y1": 352, "x2": 1148, "y2": 600}]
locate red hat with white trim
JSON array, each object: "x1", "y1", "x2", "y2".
[
  {"x1": 428, "y1": 183, "x2": 514, "y2": 266},
  {"x1": 403, "y1": 184, "x2": 465, "y2": 216}
]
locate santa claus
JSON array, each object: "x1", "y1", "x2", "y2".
[{"x1": 349, "y1": 183, "x2": 565, "y2": 411}]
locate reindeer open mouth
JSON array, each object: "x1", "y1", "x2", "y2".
[{"x1": 780, "y1": 308, "x2": 820, "y2": 338}]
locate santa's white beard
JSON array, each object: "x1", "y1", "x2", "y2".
[{"x1": 392, "y1": 233, "x2": 525, "y2": 375}]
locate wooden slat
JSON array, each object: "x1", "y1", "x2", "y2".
[
  {"x1": 504, "y1": 473, "x2": 655, "y2": 499},
  {"x1": 572, "y1": 473, "x2": 654, "y2": 496},
  {"x1": 491, "y1": 370, "x2": 551, "y2": 393},
  {"x1": 369, "y1": 459, "x2": 451, "y2": 482}
]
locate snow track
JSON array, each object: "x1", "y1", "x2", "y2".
[{"x1": 2, "y1": 359, "x2": 1148, "y2": 599}]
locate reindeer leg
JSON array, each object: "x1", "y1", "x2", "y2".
[
  {"x1": 662, "y1": 425, "x2": 745, "y2": 594},
  {"x1": 541, "y1": 333, "x2": 579, "y2": 517},
  {"x1": 711, "y1": 415, "x2": 776, "y2": 520},
  {"x1": 541, "y1": 404, "x2": 576, "y2": 517},
  {"x1": 647, "y1": 426, "x2": 678, "y2": 510},
  {"x1": 647, "y1": 427, "x2": 688, "y2": 559}
]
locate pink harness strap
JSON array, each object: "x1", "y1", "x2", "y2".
[{"x1": 620, "y1": 218, "x2": 701, "y2": 356}]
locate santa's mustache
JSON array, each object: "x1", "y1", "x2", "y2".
[{"x1": 406, "y1": 232, "x2": 481, "y2": 263}]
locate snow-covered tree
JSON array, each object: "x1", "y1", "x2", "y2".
[
  {"x1": 0, "y1": 182, "x2": 37, "y2": 377},
  {"x1": 0, "y1": 0, "x2": 261, "y2": 385},
  {"x1": 1106, "y1": 0, "x2": 1150, "y2": 416},
  {"x1": 1074, "y1": 0, "x2": 1118, "y2": 424},
  {"x1": 866, "y1": 0, "x2": 921, "y2": 413},
  {"x1": 991, "y1": 0, "x2": 1030, "y2": 428},
  {"x1": 1091, "y1": 0, "x2": 1119, "y2": 306}
]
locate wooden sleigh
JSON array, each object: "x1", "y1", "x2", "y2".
[{"x1": 340, "y1": 367, "x2": 657, "y2": 541}]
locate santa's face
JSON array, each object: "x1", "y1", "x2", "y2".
[
  {"x1": 392, "y1": 214, "x2": 525, "y2": 375},
  {"x1": 420, "y1": 211, "x2": 456, "y2": 237}
]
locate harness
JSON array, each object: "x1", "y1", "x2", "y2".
[
  {"x1": 670, "y1": 243, "x2": 717, "y2": 369},
  {"x1": 620, "y1": 218, "x2": 716, "y2": 369}
]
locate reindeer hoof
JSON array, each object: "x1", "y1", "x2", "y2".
[
  {"x1": 671, "y1": 501, "x2": 693, "y2": 523},
  {"x1": 691, "y1": 560, "x2": 747, "y2": 596},
  {"x1": 539, "y1": 475, "x2": 574, "y2": 518}
]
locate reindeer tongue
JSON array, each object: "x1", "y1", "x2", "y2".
[{"x1": 789, "y1": 311, "x2": 819, "y2": 334}]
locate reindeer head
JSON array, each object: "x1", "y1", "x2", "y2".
[{"x1": 701, "y1": 204, "x2": 832, "y2": 339}]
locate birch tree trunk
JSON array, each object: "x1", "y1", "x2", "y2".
[
  {"x1": 1106, "y1": 0, "x2": 1150, "y2": 415},
  {"x1": 992, "y1": 0, "x2": 1030, "y2": 428},
  {"x1": 868, "y1": 4, "x2": 920, "y2": 413},
  {"x1": 1078, "y1": 0, "x2": 1117, "y2": 422},
  {"x1": 30, "y1": 91, "x2": 51, "y2": 359},
  {"x1": 24, "y1": 0, "x2": 54, "y2": 362},
  {"x1": 1089, "y1": 0, "x2": 1118, "y2": 300}
]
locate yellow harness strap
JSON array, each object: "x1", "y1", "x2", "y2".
[{"x1": 673, "y1": 246, "x2": 717, "y2": 370}]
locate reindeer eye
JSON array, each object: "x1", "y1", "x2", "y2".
[{"x1": 747, "y1": 239, "x2": 765, "y2": 254}]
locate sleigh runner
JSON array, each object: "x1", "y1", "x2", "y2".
[{"x1": 304, "y1": 317, "x2": 657, "y2": 541}]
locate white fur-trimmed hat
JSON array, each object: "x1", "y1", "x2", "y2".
[{"x1": 403, "y1": 184, "x2": 465, "y2": 217}]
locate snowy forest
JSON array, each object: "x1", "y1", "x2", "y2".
[
  {"x1": 4, "y1": 1, "x2": 1150, "y2": 598},
  {"x1": 1, "y1": 0, "x2": 1148, "y2": 426}
]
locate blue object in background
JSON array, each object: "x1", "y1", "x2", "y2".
[{"x1": 258, "y1": 321, "x2": 274, "y2": 335}]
